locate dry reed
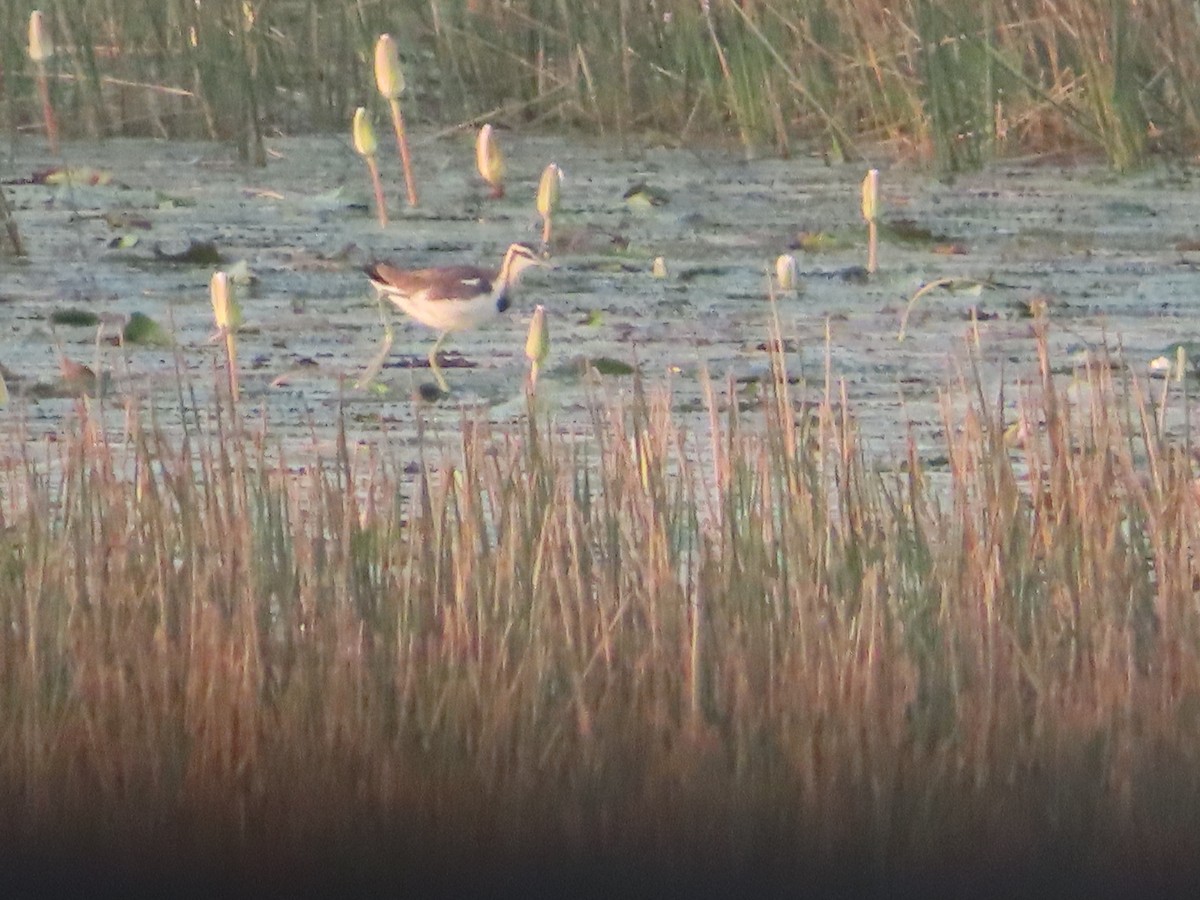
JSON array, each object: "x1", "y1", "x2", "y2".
[{"x1": 1, "y1": 335, "x2": 1200, "y2": 890}]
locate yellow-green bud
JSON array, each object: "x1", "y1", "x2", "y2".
[
  {"x1": 352, "y1": 107, "x2": 377, "y2": 157},
  {"x1": 651, "y1": 256, "x2": 668, "y2": 279},
  {"x1": 476, "y1": 124, "x2": 505, "y2": 191},
  {"x1": 374, "y1": 34, "x2": 405, "y2": 99},
  {"x1": 210, "y1": 271, "x2": 232, "y2": 329},
  {"x1": 29, "y1": 10, "x2": 52, "y2": 62},
  {"x1": 525, "y1": 305, "x2": 549, "y2": 367},
  {"x1": 536, "y1": 163, "x2": 562, "y2": 219},
  {"x1": 861, "y1": 168, "x2": 880, "y2": 222},
  {"x1": 775, "y1": 254, "x2": 798, "y2": 291}
]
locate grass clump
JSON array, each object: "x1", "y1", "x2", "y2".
[{"x1": 2, "y1": 338, "x2": 1200, "y2": 890}]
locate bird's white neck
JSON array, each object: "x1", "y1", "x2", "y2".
[{"x1": 496, "y1": 247, "x2": 538, "y2": 290}]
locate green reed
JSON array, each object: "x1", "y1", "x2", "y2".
[{"x1": 2, "y1": 0, "x2": 1196, "y2": 168}]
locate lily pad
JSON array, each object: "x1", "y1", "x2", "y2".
[
  {"x1": 880, "y1": 218, "x2": 956, "y2": 246},
  {"x1": 791, "y1": 231, "x2": 846, "y2": 252},
  {"x1": 587, "y1": 357, "x2": 636, "y2": 377},
  {"x1": 418, "y1": 382, "x2": 446, "y2": 402},
  {"x1": 155, "y1": 192, "x2": 197, "y2": 209},
  {"x1": 50, "y1": 308, "x2": 100, "y2": 327},
  {"x1": 107, "y1": 234, "x2": 140, "y2": 250},
  {"x1": 623, "y1": 182, "x2": 670, "y2": 208},
  {"x1": 123, "y1": 312, "x2": 173, "y2": 346}
]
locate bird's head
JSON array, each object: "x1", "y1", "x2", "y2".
[{"x1": 500, "y1": 242, "x2": 552, "y2": 285}]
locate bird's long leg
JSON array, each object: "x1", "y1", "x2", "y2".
[
  {"x1": 355, "y1": 295, "x2": 395, "y2": 390},
  {"x1": 428, "y1": 331, "x2": 450, "y2": 394}
]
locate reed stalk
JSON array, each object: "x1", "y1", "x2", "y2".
[{"x1": 0, "y1": 340, "x2": 1197, "y2": 885}]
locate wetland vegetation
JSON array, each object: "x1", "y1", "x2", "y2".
[{"x1": 2, "y1": 1, "x2": 1200, "y2": 894}]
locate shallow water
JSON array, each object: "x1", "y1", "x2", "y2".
[{"x1": 2, "y1": 133, "x2": 1199, "y2": 478}]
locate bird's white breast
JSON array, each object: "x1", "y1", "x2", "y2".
[{"x1": 386, "y1": 287, "x2": 502, "y2": 333}]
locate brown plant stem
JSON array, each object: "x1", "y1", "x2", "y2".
[
  {"x1": 34, "y1": 61, "x2": 59, "y2": 154},
  {"x1": 0, "y1": 187, "x2": 25, "y2": 256},
  {"x1": 387, "y1": 97, "x2": 419, "y2": 208},
  {"x1": 364, "y1": 155, "x2": 389, "y2": 227},
  {"x1": 223, "y1": 326, "x2": 240, "y2": 402}
]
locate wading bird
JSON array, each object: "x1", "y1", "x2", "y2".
[{"x1": 364, "y1": 242, "x2": 548, "y2": 394}]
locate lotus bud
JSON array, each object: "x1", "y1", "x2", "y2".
[
  {"x1": 775, "y1": 254, "x2": 798, "y2": 291},
  {"x1": 536, "y1": 163, "x2": 562, "y2": 219},
  {"x1": 28, "y1": 11, "x2": 52, "y2": 62},
  {"x1": 210, "y1": 271, "x2": 232, "y2": 329},
  {"x1": 352, "y1": 107, "x2": 377, "y2": 158},
  {"x1": 651, "y1": 256, "x2": 668, "y2": 279},
  {"x1": 476, "y1": 124, "x2": 505, "y2": 198},
  {"x1": 352, "y1": 108, "x2": 388, "y2": 226},
  {"x1": 374, "y1": 34, "x2": 405, "y2": 99},
  {"x1": 525, "y1": 305, "x2": 549, "y2": 389},
  {"x1": 375, "y1": 37, "x2": 418, "y2": 208},
  {"x1": 210, "y1": 270, "x2": 240, "y2": 400},
  {"x1": 29, "y1": 10, "x2": 58, "y2": 154},
  {"x1": 862, "y1": 168, "x2": 880, "y2": 274},
  {"x1": 861, "y1": 168, "x2": 880, "y2": 223},
  {"x1": 526, "y1": 305, "x2": 549, "y2": 367},
  {"x1": 536, "y1": 163, "x2": 562, "y2": 250}
]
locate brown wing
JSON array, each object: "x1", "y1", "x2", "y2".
[{"x1": 365, "y1": 262, "x2": 496, "y2": 300}]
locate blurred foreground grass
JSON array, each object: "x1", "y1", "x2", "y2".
[{"x1": 2, "y1": 336, "x2": 1200, "y2": 891}]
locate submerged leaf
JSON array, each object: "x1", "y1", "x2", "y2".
[
  {"x1": 103, "y1": 211, "x2": 152, "y2": 230},
  {"x1": 880, "y1": 218, "x2": 959, "y2": 247},
  {"x1": 33, "y1": 166, "x2": 111, "y2": 187},
  {"x1": 152, "y1": 240, "x2": 221, "y2": 265}
]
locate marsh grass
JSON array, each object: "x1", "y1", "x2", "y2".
[
  {"x1": 3, "y1": 333, "x2": 1200, "y2": 889},
  {"x1": 2, "y1": 1, "x2": 1197, "y2": 168}
]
